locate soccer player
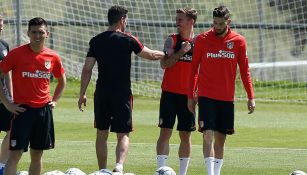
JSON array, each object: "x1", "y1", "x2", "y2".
[
  {"x1": 156, "y1": 7, "x2": 197, "y2": 175},
  {"x1": 0, "y1": 17, "x2": 66, "y2": 175},
  {"x1": 187, "y1": 5, "x2": 256, "y2": 175},
  {"x1": 77, "y1": 5, "x2": 165, "y2": 174},
  {"x1": 0, "y1": 14, "x2": 13, "y2": 174}
]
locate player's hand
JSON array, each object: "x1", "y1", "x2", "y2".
[
  {"x1": 181, "y1": 41, "x2": 191, "y2": 53},
  {"x1": 4, "y1": 102, "x2": 26, "y2": 115},
  {"x1": 247, "y1": 99, "x2": 256, "y2": 114},
  {"x1": 78, "y1": 95, "x2": 87, "y2": 112},
  {"x1": 187, "y1": 98, "x2": 197, "y2": 115},
  {"x1": 48, "y1": 101, "x2": 57, "y2": 109}
]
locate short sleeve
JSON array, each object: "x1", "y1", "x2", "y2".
[
  {"x1": 86, "y1": 38, "x2": 96, "y2": 58},
  {"x1": 129, "y1": 34, "x2": 144, "y2": 55},
  {"x1": 52, "y1": 53, "x2": 65, "y2": 78}
]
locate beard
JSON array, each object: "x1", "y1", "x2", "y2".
[
  {"x1": 215, "y1": 27, "x2": 227, "y2": 36},
  {"x1": 121, "y1": 26, "x2": 125, "y2": 32}
]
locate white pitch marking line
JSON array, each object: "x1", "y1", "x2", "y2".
[
  {"x1": 53, "y1": 140, "x2": 307, "y2": 151},
  {"x1": 1, "y1": 139, "x2": 306, "y2": 151}
]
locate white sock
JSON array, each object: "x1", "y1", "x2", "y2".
[
  {"x1": 179, "y1": 157, "x2": 190, "y2": 175},
  {"x1": 157, "y1": 155, "x2": 168, "y2": 168},
  {"x1": 114, "y1": 163, "x2": 123, "y2": 172},
  {"x1": 204, "y1": 157, "x2": 215, "y2": 175},
  {"x1": 214, "y1": 158, "x2": 223, "y2": 175}
]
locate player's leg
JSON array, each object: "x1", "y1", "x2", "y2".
[
  {"x1": 96, "y1": 129, "x2": 109, "y2": 169},
  {"x1": 114, "y1": 132, "x2": 129, "y2": 173},
  {"x1": 0, "y1": 131, "x2": 10, "y2": 163},
  {"x1": 178, "y1": 131, "x2": 191, "y2": 175},
  {"x1": 198, "y1": 97, "x2": 217, "y2": 157},
  {"x1": 213, "y1": 132, "x2": 226, "y2": 175},
  {"x1": 177, "y1": 94, "x2": 195, "y2": 175},
  {"x1": 202, "y1": 130, "x2": 215, "y2": 175},
  {"x1": 28, "y1": 149, "x2": 43, "y2": 175},
  {"x1": 0, "y1": 103, "x2": 13, "y2": 167},
  {"x1": 214, "y1": 133, "x2": 226, "y2": 159},
  {"x1": 213, "y1": 100, "x2": 234, "y2": 175},
  {"x1": 29, "y1": 105, "x2": 55, "y2": 175},
  {"x1": 110, "y1": 93, "x2": 133, "y2": 173},
  {"x1": 156, "y1": 91, "x2": 177, "y2": 168},
  {"x1": 203, "y1": 130, "x2": 215, "y2": 157},
  {"x1": 94, "y1": 91, "x2": 111, "y2": 169},
  {"x1": 0, "y1": 131, "x2": 10, "y2": 175},
  {"x1": 4, "y1": 150, "x2": 23, "y2": 175},
  {"x1": 5, "y1": 105, "x2": 32, "y2": 175},
  {"x1": 156, "y1": 128, "x2": 172, "y2": 167},
  {"x1": 198, "y1": 97, "x2": 218, "y2": 175}
]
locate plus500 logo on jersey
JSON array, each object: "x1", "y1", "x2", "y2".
[
  {"x1": 22, "y1": 70, "x2": 51, "y2": 79},
  {"x1": 207, "y1": 50, "x2": 235, "y2": 59}
]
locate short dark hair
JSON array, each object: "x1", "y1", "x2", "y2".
[
  {"x1": 28, "y1": 17, "x2": 48, "y2": 31},
  {"x1": 176, "y1": 7, "x2": 197, "y2": 23},
  {"x1": 108, "y1": 5, "x2": 128, "y2": 26},
  {"x1": 213, "y1": 5, "x2": 230, "y2": 20}
]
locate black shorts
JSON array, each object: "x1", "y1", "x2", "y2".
[
  {"x1": 159, "y1": 91, "x2": 196, "y2": 131},
  {"x1": 0, "y1": 103, "x2": 13, "y2": 132},
  {"x1": 9, "y1": 104, "x2": 55, "y2": 152},
  {"x1": 198, "y1": 97, "x2": 234, "y2": 135},
  {"x1": 94, "y1": 90, "x2": 133, "y2": 133}
]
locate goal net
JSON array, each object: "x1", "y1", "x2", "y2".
[{"x1": 0, "y1": 0, "x2": 306, "y2": 103}]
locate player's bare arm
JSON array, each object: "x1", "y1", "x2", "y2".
[
  {"x1": 0, "y1": 71, "x2": 26, "y2": 115},
  {"x1": 5, "y1": 71, "x2": 13, "y2": 98},
  {"x1": 137, "y1": 46, "x2": 165, "y2": 60},
  {"x1": 78, "y1": 57, "x2": 96, "y2": 111},
  {"x1": 247, "y1": 99, "x2": 256, "y2": 114},
  {"x1": 49, "y1": 73, "x2": 66, "y2": 108},
  {"x1": 160, "y1": 37, "x2": 191, "y2": 69}
]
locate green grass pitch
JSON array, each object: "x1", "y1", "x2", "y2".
[{"x1": 1, "y1": 80, "x2": 307, "y2": 175}]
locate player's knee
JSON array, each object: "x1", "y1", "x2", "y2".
[
  {"x1": 203, "y1": 133, "x2": 214, "y2": 145},
  {"x1": 8, "y1": 151, "x2": 23, "y2": 162},
  {"x1": 179, "y1": 131, "x2": 191, "y2": 141},
  {"x1": 158, "y1": 134, "x2": 172, "y2": 142}
]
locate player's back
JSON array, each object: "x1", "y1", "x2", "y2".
[{"x1": 88, "y1": 30, "x2": 143, "y2": 94}]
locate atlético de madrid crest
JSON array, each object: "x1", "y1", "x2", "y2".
[
  {"x1": 227, "y1": 41, "x2": 234, "y2": 49},
  {"x1": 45, "y1": 60, "x2": 51, "y2": 69}
]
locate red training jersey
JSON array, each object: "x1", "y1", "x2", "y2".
[
  {"x1": 0, "y1": 44, "x2": 65, "y2": 107},
  {"x1": 188, "y1": 28, "x2": 255, "y2": 101},
  {"x1": 161, "y1": 34, "x2": 197, "y2": 95}
]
